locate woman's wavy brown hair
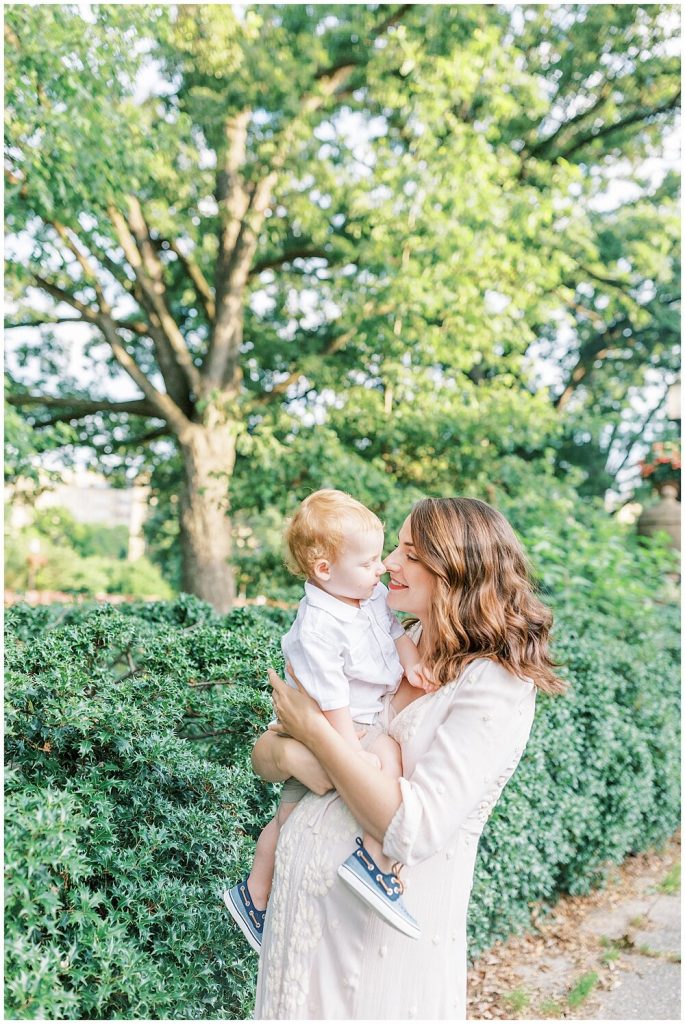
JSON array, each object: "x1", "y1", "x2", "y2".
[{"x1": 409, "y1": 497, "x2": 565, "y2": 695}]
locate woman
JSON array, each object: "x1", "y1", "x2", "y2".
[{"x1": 251, "y1": 497, "x2": 564, "y2": 1019}]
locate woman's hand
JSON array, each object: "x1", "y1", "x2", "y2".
[{"x1": 268, "y1": 666, "x2": 328, "y2": 745}]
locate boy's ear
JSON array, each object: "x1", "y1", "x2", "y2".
[{"x1": 312, "y1": 558, "x2": 331, "y2": 582}]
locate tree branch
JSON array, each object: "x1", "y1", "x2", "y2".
[
  {"x1": 108, "y1": 200, "x2": 202, "y2": 403},
  {"x1": 87, "y1": 426, "x2": 172, "y2": 450},
  {"x1": 250, "y1": 247, "x2": 331, "y2": 276},
  {"x1": 552, "y1": 89, "x2": 681, "y2": 163},
  {"x1": 6, "y1": 393, "x2": 161, "y2": 418},
  {"x1": 50, "y1": 220, "x2": 111, "y2": 313},
  {"x1": 28, "y1": 267, "x2": 193, "y2": 434},
  {"x1": 157, "y1": 235, "x2": 216, "y2": 322},
  {"x1": 5, "y1": 315, "x2": 85, "y2": 329},
  {"x1": 31, "y1": 275, "x2": 100, "y2": 323},
  {"x1": 208, "y1": 5, "x2": 415, "y2": 392},
  {"x1": 526, "y1": 79, "x2": 614, "y2": 158},
  {"x1": 97, "y1": 315, "x2": 192, "y2": 435},
  {"x1": 555, "y1": 315, "x2": 642, "y2": 411},
  {"x1": 610, "y1": 386, "x2": 669, "y2": 480},
  {"x1": 254, "y1": 301, "x2": 394, "y2": 405}
]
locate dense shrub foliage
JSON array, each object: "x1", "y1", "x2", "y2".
[
  {"x1": 5, "y1": 599, "x2": 282, "y2": 1019},
  {"x1": 5, "y1": 516, "x2": 680, "y2": 1018}
]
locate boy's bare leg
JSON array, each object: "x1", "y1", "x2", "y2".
[
  {"x1": 361, "y1": 734, "x2": 403, "y2": 874},
  {"x1": 247, "y1": 800, "x2": 297, "y2": 910}
]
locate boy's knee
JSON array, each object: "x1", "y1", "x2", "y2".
[{"x1": 369, "y1": 734, "x2": 403, "y2": 774}]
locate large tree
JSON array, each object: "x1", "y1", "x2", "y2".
[{"x1": 5, "y1": 4, "x2": 680, "y2": 609}]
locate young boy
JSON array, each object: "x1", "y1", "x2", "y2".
[{"x1": 223, "y1": 489, "x2": 434, "y2": 952}]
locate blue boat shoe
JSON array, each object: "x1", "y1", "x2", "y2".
[
  {"x1": 337, "y1": 837, "x2": 420, "y2": 939},
  {"x1": 222, "y1": 878, "x2": 265, "y2": 953}
]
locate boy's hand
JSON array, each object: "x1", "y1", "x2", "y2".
[
  {"x1": 405, "y1": 664, "x2": 440, "y2": 693},
  {"x1": 357, "y1": 750, "x2": 382, "y2": 770}
]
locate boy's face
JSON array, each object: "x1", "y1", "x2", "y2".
[{"x1": 313, "y1": 525, "x2": 386, "y2": 605}]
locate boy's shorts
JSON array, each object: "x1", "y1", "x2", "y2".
[{"x1": 280, "y1": 776, "x2": 310, "y2": 804}]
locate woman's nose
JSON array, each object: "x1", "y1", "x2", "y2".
[{"x1": 383, "y1": 548, "x2": 399, "y2": 571}]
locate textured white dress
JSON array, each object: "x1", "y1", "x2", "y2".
[{"x1": 253, "y1": 640, "x2": 536, "y2": 1021}]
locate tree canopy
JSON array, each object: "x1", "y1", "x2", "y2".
[{"x1": 5, "y1": 4, "x2": 680, "y2": 604}]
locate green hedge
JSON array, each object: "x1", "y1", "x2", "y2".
[{"x1": 5, "y1": 549, "x2": 680, "y2": 1017}]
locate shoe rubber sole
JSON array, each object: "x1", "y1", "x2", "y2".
[
  {"x1": 222, "y1": 889, "x2": 262, "y2": 954},
  {"x1": 337, "y1": 863, "x2": 420, "y2": 939}
]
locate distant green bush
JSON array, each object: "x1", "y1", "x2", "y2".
[
  {"x1": 4, "y1": 498, "x2": 680, "y2": 1018},
  {"x1": 31, "y1": 507, "x2": 130, "y2": 560},
  {"x1": 4, "y1": 517, "x2": 173, "y2": 600}
]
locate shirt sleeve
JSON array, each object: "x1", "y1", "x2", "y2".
[
  {"x1": 382, "y1": 661, "x2": 536, "y2": 867},
  {"x1": 283, "y1": 627, "x2": 350, "y2": 712},
  {"x1": 373, "y1": 582, "x2": 406, "y2": 641}
]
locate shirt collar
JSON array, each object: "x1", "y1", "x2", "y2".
[{"x1": 304, "y1": 580, "x2": 364, "y2": 622}]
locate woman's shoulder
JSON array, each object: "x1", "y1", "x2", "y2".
[{"x1": 448, "y1": 657, "x2": 536, "y2": 699}]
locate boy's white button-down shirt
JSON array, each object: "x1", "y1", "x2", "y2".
[{"x1": 282, "y1": 581, "x2": 406, "y2": 723}]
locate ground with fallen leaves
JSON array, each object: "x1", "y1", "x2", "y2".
[{"x1": 466, "y1": 832, "x2": 681, "y2": 1020}]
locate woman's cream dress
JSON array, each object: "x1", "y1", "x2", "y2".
[{"x1": 254, "y1": 644, "x2": 536, "y2": 1020}]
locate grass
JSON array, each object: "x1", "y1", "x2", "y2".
[
  {"x1": 503, "y1": 988, "x2": 530, "y2": 1014},
  {"x1": 600, "y1": 940, "x2": 622, "y2": 964},
  {"x1": 567, "y1": 971, "x2": 599, "y2": 1009},
  {"x1": 538, "y1": 998, "x2": 564, "y2": 1017},
  {"x1": 657, "y1": 862, "x2": 680, "y2": 894},
  {"x1": 636, "y1": 944, "x2": 681, "y2": 964}
]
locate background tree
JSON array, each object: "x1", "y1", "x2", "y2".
[{"x1": 5, "y1": 4, "x2": 680, "y2": 608}]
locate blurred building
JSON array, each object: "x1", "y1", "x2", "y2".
[{"x1": 7, "y1": 469, "x2": 150, "y2": 560}]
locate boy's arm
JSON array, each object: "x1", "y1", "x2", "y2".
[
  {"x1": 394, "y1": 633, "x2": 421, "y2": 673},
  {"x1": 322, "y1": 707, "x2": 363, "y2": 750},
  {"x1": 395, "y1": 633, "x2": 439, "y2": 692}
]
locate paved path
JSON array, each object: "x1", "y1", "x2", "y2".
[
  {"x1": 467, "y1": 834, "x2": 681, "y2": 1020},
  {"x1": 582, "y1": 888, "x2": 680, "y2": 1020}
]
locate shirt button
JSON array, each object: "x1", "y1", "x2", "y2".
[
  {"x1": 435, "y1": 782, "x2": 445, "y2": 795},
  {"x1": 432, "y1": 934, "x2": 441, "y2": 945},
  {"x1": 408, "y1": 1007, "x2": 417, "y2": 1018},
  {"x1": 446, "y1": 849, "x2": 454, "y2": 859},
  {"x1": 331, "y1": 919, "x2": 340, "y2": 929},
  {"x1": 379, "y1": 945, "x2": 388, "y2": 957}
]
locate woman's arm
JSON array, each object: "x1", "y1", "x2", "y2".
[
  {"x1": 269, "y1": 668, "x2": 402, "y2": 842},
  {"x1": 251, "y1": 728, "x2": 334, "y2": 796},
  {"x1": 271, "y1": 661, "x2": 537, "y2": 866}
]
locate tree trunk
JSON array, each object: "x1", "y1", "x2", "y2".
[{"x1": 178, "y1": 424, "x2": 237, "y2": 613}]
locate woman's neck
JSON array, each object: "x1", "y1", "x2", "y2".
[{"x1": 414, "y1": 619, "x2": 433, "y2": 658}]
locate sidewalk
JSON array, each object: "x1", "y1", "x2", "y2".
[{"x1": 467, "y1": 833, "x2": 680, "y2": 1020}]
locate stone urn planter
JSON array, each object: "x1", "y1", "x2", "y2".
[{"x1": 637, "y1": 484, "x2": 681, "y2": 552}]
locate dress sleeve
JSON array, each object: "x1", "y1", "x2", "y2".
[
  {"x1": 382, "y1": 661, "x2": 535, "y2": 867},
  {"x1": 284, "y1": 629, "x2": 350, "y2": 712}
]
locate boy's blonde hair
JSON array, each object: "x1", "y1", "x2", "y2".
[{"x1": 284, "y1": 489, "x2": 382, "y2": 578}]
